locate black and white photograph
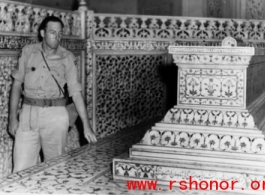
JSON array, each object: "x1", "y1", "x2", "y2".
[{"x1": 0, "y1": 0, "x2": 264, "y2": 194}]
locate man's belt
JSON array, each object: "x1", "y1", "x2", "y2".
[{"x1": 24, "y1": 97, "x2": 67, "y2": 107}]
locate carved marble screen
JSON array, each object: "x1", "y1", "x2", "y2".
[
  {"x1": 95, "y1": 53, "x2": 167, "y2": 137},
  {"x1": 207, "y1": 0, "x2": 222, "y2": 18},
  {"x1": 0, "y1": 52, "x2": 19, "y2": 178},
  {"x1": 246, "y1": 0, "x2": 265, "y2": 19}
]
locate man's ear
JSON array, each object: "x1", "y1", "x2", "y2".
[{"x1": 40, "y1": 29, "x2": 45, "y2": 38}]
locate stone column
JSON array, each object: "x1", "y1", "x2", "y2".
[{"x1": 113, "y1": 37, "x2": 265, "y2": 194}]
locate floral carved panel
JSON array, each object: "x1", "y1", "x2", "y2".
[
  {"x1": 95, "y1": 54, "x2": 166, "y2": 137},
  {"x1": 163, "y1": 107, "x2": 256, "y2": 129},
  {"x1": 179, "y1": 68, "x2": 245, "y2": 107},
  {"x1": 140, "y1": 129, "x2": 264, "y2": 154}
]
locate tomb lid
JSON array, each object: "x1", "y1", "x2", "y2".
[
  {"x1": 168, "y1": 46, "x2": 255, "y2": 55},
  {"x1": 168, "y1": 36, "x2": 265, "y2": 55}
]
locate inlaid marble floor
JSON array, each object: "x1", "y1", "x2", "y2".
[{"x1": 0, "y1": 122, "x2": 247, "y2": 195}]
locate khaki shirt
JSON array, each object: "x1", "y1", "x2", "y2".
[{"x1": 12, "y1": 43, "x2": 82, "y2": 99}]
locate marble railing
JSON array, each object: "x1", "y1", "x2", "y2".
[
  {"x1": 0, "y1": 0, "x2": 82, "y2": 37},
  {"x1": 93, "y1": 13, "x2": 265, "y2": 46},
  {"x1": 89, "y1": 12, "x2": 265, "y2": 143}
]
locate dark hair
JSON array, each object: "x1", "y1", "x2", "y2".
[{"x1": 37, "y1": 16, "x2": 64, "y2": 42}]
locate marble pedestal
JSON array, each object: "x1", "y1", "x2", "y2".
[{"x1": 113, "y1": 38, "x2": 265, "y2": 194}]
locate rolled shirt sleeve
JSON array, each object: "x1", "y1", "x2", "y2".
[
  {"x1": 65, "y1": 53, "x2": 82, "y2": 97},
  {"x1": 12, "y1": 47, "x2": 27, "y2": 83}
]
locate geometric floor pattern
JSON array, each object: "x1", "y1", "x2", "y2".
[{"x1": 0, "y1": 121, "x2": 249, "y2": 195}]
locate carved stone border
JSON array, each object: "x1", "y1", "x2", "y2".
[
  {"x1": 0, "y1": 35, "x2": 86, "y2": 50},
  {"x1": 114, "y1": 160, "x2": 265, "y2": 191},
  {"x1": 139, "y1": 129, "x2": 265, "y2": 154}
]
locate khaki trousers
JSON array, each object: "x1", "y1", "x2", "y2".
[{"x1": 13, "y1": 104, "x2": 69, "y2": 173}]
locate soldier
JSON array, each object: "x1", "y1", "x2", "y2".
[{"x1": 9, "y1": 16, "x2": 97, "y2": 172}]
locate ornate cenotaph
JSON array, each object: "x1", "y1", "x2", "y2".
[{"x1": 113, "y1": 37, "x2": 265, "y2": 194}]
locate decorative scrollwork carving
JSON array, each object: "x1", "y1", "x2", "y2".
[
  {"x1": 0, "y1": 1, "x2": 82, "y2": 36},
  {"x1": 140, "y1": 128, "x2": 265, "y2": 154},
  {"x1": 163, "y1": 107, "x2": 256, "y2": 129},
  {"x1": 93, "y1": 13, "x2": 265, "y2": 44}
]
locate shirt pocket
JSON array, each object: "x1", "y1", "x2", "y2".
[
  {"x1": 24, "y1": 54, "x2": 40, "y2": 88},
  {"x1": 24, "y1": 67, "x2": 38, "y2": 89}
]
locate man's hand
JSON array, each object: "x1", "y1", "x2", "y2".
[
  {"x1": 84, "y1": 127, "x2": 97, "y2": 143},
  {"x1": 9, "y1": 79, "x2": 22, "y2": 137},
  {"x1": 72, "y1": 92, "x2": 98, "y2": 144},
  {"x1": 9, "y1": 116, "x2": 19, "y2": 136}
]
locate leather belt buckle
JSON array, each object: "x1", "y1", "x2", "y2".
[{"x1": 43, "y1": 99, "x2": 52, "y2": 107}]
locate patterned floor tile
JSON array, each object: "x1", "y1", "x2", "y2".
[
  {"x1": 0, "y1": 120, "x2": 248, "y2": 195},
  {"x1": 0, "y1": 121, "x2": 150, "y2": 194}
]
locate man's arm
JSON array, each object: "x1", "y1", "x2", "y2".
[
  {"x1": 9, "y1": 79, "x2": 22, "y2": 136},
  {"x1": 72, "y1": 91, "x2": 97, "y2": 143}
]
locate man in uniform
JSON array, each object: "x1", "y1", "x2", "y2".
[{"x1": 8, "y1": 16, "x2": 97, "y2": 172}]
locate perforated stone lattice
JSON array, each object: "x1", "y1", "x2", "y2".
[
  {"x1": 95, "y1": 54, "x2": 166, "y2": 137},
  {"x1": 0, "y1": 56, "x2": 18, "y2": 178}
]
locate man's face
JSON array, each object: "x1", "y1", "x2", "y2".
[{"x1": 41, "y1": 21, "x2": 63, "y2": 50}]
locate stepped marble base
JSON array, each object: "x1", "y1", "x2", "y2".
[
  {"x1": 113, "y1": 121, "x2": 265, "y2": 195},
  {"x1": 113, "y1": 42, "x2": 265, "y2": 195}
]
